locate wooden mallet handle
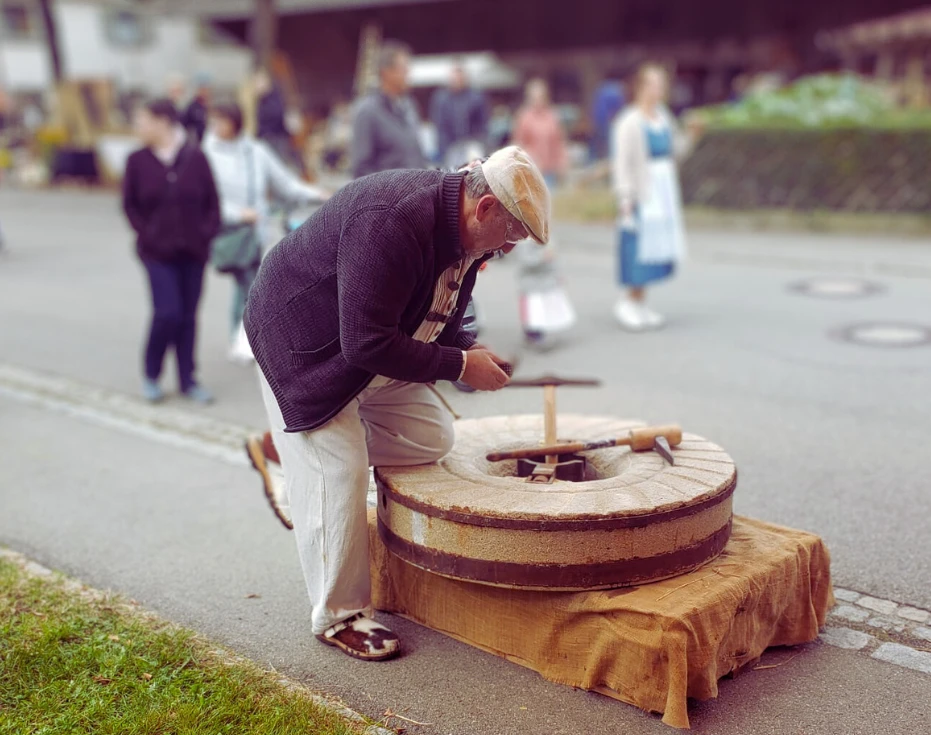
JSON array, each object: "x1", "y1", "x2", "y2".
[
  {"x1": 628, "y1": 425, "x2": 683, "y2": 451},
  {"x1": 486, "y1": 425, "x2": 683, "y2": 463}
]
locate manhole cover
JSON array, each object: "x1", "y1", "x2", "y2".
[
  {"x1": 789, "y1": 277, "x2": 883, "y2": 299},
  {"x1": 833, "y1": 322, "x2": 931, "y2": 348}
]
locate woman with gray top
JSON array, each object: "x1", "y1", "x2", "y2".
[{"x1": 203, "y1": 102, "x2": 327, "y2": 360}]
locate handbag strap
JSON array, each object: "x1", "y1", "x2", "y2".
[{"x1": 244, "y1": 140, "x2": 256, "y2": 208}]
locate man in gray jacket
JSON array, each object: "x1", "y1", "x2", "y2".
[{"x1": 350, "y1": 41, "x2": 426, "y2": 178}]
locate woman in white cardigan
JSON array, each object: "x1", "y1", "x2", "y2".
[
  {"x1": 203, "y1": 102, "x2": 327, "y2": 356},
  {"x1": 610, "y1": 64, "x2": 692, "y2": 331}
]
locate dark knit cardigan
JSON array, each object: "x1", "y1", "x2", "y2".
[
  {"x1": 244, "y1": 169, "x2": 481, "y2": 433},
  {"x1": 122, "y1": 143, "x2": 220, "y2": 264}
]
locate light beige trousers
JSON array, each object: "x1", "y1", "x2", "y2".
[{"x1": 258, "y1": 371, "x2": 454, "y2": 634}]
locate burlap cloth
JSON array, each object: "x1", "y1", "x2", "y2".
[{"x1": 369, "y1": 512, "x2": 833, "y2": 729}]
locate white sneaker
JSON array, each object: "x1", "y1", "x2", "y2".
[
  {"x1": 640, "y1": 305, "x2": 666, "y2": 329},
  {"x1": 614, "y1": 299, "x2": 647, "y2": 331}
]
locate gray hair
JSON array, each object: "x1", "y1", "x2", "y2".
[
  {"x1": 464, "y1": 165, "x2": 526, "y2": 238},
  {"x1": 378, "y1": 41, "x2": 411, "y2": 73},
  {"x1": 464, "y1": 165, "x2": 493, "y2": 198}
]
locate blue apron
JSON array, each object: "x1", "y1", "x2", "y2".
[{"x1": 618, "y1": 125, "x2": 676, "y2": 287}]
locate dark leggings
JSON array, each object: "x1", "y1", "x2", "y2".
[{"x1": 142, "y1": 257, "x2": 205, "y2": 391}]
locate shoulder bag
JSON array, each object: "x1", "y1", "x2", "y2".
[{"x1": 210, "y1": 141, "x2": 261, "y2": 274}]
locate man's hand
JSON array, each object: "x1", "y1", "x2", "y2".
[
  {"x1": 241, "y1": 207, "x2": 260, "y2": 224},
  {"x1": 462, "y1": 349, "x2": 510, "y2": 391}
]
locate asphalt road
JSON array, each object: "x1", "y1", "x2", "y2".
[{"x1": 1, "y1": 188, "x2": 930, "y2": 733}]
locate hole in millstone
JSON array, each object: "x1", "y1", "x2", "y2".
[
  {"x1": 480, "y1": 440, "x2": 637, "y2": 482},
  {"x1": 516, "y1": 454, "x2": 589, "y2": 482}
]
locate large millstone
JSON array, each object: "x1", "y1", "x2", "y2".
[{"x1": 376, "y1": 415, "x2": 737, "y2": 591}]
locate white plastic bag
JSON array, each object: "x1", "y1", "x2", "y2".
[
  {"x1": 230, "y1": 321, "x2": 255, "y2": 363},
  {"x1": 521, "y1": 287, "x2": 577, "y2": 334}
]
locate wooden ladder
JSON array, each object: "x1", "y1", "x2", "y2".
[{"x1": 354, "y1": 23, "x2": 383, "y2": 98}]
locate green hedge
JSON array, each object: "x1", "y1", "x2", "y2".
[
  {"x1": 698, "y1": 74, "x2": 931, "y2": 130},
  {"x1": 679, "y1": 129, "x2": 931, "y2": 213}
]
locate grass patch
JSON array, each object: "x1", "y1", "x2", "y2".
[
  {"x1": 552, "y1": 187, "x2": 617, "y2": 223},
  {"x1": 0, "y1": 556, "x2": 371, "y2": 735},
  {"x1": 551, "y1": 188, "x2": 931, "y2": 235}
]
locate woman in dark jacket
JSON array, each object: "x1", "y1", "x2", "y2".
[{"x1": 122, "y1": 98, "x2": 221, "y2": 403}]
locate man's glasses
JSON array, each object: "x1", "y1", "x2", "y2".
[{"x1": 502, "y1": 207, "x2": 529, "y2": 243}]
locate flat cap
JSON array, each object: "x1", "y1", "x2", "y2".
[{"x1": 481, "y1": 146, "x2": 550, "y2": 244}]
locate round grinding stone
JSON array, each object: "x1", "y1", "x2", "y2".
[{"x1": 376, "y1": 415, "x2": 737, "y2": 591}]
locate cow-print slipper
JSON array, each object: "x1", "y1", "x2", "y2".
[{"x1": 316, "y1": 614, "x2": 401, "y2": 661}]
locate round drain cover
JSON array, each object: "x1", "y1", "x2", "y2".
[
  {"x1": 834, "y1": 322, "x2": 931, "y2": 348},
  {"x1": 789, "y1": 277, "x2": 883, "y2": 299}
]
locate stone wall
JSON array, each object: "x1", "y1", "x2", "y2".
[{"x1": 680, "y1": 129, "x2": 931, "y2": 213}]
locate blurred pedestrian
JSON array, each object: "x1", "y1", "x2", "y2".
[
  {"x1": 253, "y1": 68, "x2": 305, "y2": 175},
  {"x1": 590, "y1": 79, "x2": 625, "y2": 161},
  {"x1": 512, "y1": 78, "x2": 568, "y2": 187},
  {"x1": 203, "y1": 102, "x2": 328, "y2": 362},
  {"x1": 181, "y1": 76, "x2": 211, "y2": 144},
  {"x1": 610, "y1": 63, "x2": 688, "y2": 331},
  {"x1": 488, "y1": 105, "x2": 512, "y2": 149},
  {"x1": 165, "y1": 73, "x2": 187, "y2": 109},
  {"x1": 122, "y1": 99, "x2": 221, "y2": 403},
  {"x1": 350, "y1": 40, "x2": 425, "y2": 178},
  {"x1": 510, "y1": 79, "x2": 575, "y2": 347},
  {"x1": 430, "y1": 62, "x2": 489, "y2": 169},
  {"x1": 322, "y1": 100, "x2": 352, "y2": 171},
  {"x1": 0, "y1": 84, "x2": 8, "y2": 253}
]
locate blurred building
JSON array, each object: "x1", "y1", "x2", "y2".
[
  {"x1": 5, "y1": 0, "x2": 930, "y2": 120},
  {"x1": 817, "y1": 7, "x2": 931, "y2": 107},
  {"x1": 0, "y1": 0, "x2": 250, "y2": 96},
  {"x1": 195, "y1": 0, "x2": 931, "y2": 113}
]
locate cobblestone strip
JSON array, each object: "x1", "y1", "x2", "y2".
[
  {"x1": 0, "y1": 363, "x2": 380, "y2": 505},
  {"x1": 0, "y1": 363, "x2": 257, "y2": 464},
  {"x1": 822, "y1": 588, "x2": 931, "y2": 675}
]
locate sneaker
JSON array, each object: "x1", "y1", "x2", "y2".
[
  {"x1": 614, "y1": 299, "x2": 647, "y2": 331},
  {"x1": 245, "y1": 434, "x2": 292, "y2": 530},
  {"x1": 316, "y1": 613, "x2": 401, "y2": 661},
  {"x1": 524, "y1": 330, "x2": 555, "y2": 351},
  {"x1": 640, "y1": 305, "x2": 666, "y2": 329},
  {"x1": 142, "y1": 379, "x2": 165, "y2": 403},
  {"x1": 182, "y1": 384, "x2": 214, "y2": 405}
]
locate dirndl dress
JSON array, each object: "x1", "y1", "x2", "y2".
[{"x1": 618, "y1": 122, "x2": 686, "y2": 287}]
